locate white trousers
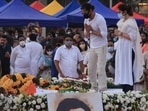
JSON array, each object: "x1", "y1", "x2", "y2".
[{"x1": 88, "y1": 45, "x2": 107, "y2": 91}]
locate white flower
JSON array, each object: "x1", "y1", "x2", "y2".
[
  {"x1": 36, "y1": 105, "x2": 41, "y2": 109},
  {"x1": 41, "y1": 103, "x2": 46, "y2": 108},
  {"x1": 52, "y1": 77, "x2": 58, "y2": 81},
  {"x1": 141, "y1": 97, "x2": 146, "y2": 103},
  {"x1": 13, "y1": 105, "x2": 17, "y2": 109},
  {"x1": 0, "y1": 94, "x2": 4, "y2": 99},
  {"x1": 3, "y1": 103, "x2": 9, "y2": 110},
  {"x1": 23, "y1": 102, "x2": 27, "y2": 107},
  {"x1": 18, "y1": 94, "x2": 24, "y2": 99},
  {"x1": 0, "y1": 102, "x2": 2, "y2": 106},
  {"x1": 29, "y1": 108, "x2": 34, "y2": 111},
  {"x1": 28, "y1": 101, "x2": 31, "y2": 105},
  {"x1": 32, "y1": 100, "x2": 36, "y2": 105},
  {"x1": 104, "y1": 104, "x2": 110, "y2": 110},
  {"x1": 37, "y1": 98, "x2": 42, "y2": 104},
  {"x1": 8, "y1": 99, "x2": 12, "y2": 104}
]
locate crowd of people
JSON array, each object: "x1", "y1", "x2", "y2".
[{"x1": 0, "y1": 3, "x2": 148, "y2": 93}]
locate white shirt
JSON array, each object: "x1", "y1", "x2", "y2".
[
  {"x1": 84, "y1": 13, "x2": 107, "y2": 48},
  {"x1": 10, "y1": 45, "x2": 31, "y2": 74},
  {"x1": 26, "y1": 41, "x2": 43, "y2": 76},
  {"x1": 54, "y1": 45, "x2": 83, "y2": 78}
]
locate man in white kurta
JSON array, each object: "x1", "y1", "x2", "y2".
[
  {"x1": 10, "y1": 44, "x2": 31, "y2": 74},
  {"x1": 27, "y1": 34, "x2": 43, "y2": 76}
]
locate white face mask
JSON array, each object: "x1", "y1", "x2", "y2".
[
  {"x1": 117, "y1": 13, "x2": 124, "y2": 19},
  {"x1": 67, "y1": 31, "x2": 71, "y2": 34},
  {"x1": 19, "y1": 41, "x2": 25, "y2": 47},
  {"x1": 65, "y1": 41, "x2": 73, "y2": 47},
  {"x1": 46, "y1": 51, "x2": 52, "y2": 56},
  {"x1": 108, "y1": 46, "x2": 114, "y2": 53}
]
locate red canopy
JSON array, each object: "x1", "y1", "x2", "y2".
[
  {"x1": 111, "y1": 2, "x2": 148, "y2": 26},
  {"x1": 30, "y1": 0, "x2": 45, "y2": 11}
]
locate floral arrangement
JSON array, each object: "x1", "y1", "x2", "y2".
[
  {"x1": 0, "y1": 91, "x2": 148, "y2": 111},
  {"x1": 49, "y1": 77, "x2": 91, "y2": 93},
  {"x1": 0, "y1": 74, "x2": 91, "y2": 95},
  {"x1": 0, "y1": 73, "x2": 36, "y2": 95},
  {"x1": 102, "y1": 91, "x2": 148, "y2": 111},
  {"x1": 0, "y1": 93, "x2": 47, "y2": 111}
]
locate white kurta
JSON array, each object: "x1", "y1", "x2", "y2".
[
  {"x1": 10, "y1": 45, "x2": 31, "y2": 74},
  {"x1": 115, "y1": 17, "x2": 144, "y2": 85},
  {"x1": 26, "y1": 41, "x2": 43, "y2": 76}
]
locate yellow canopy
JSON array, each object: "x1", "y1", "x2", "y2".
[{"x1": 41, "y1": 0, "x2": 63, "y2": 15}]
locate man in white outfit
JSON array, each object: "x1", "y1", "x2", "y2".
[
  {"x1": 54, "y1": 34, "x2": 84, "y2": 79},
  {"x1": 27, "y1": 34, "x2": 43, "y2": 76},
  {"x1": 10, "y1": 35, "x2": 31, "y2": 74},
  {"x1": 81, "y1": 3, "x2": 108, "y2": 91}
]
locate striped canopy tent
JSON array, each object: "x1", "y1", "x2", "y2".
[
  {"x1": 30, "y1": 0, "x2": 45, "y2": 11},
  {"x1": 111, "y1": 2, "x2": 148, "y2": 26},
  {"x1": 54, "y1": 0, "x2": 80, "y2": 18},
  {"x1": 41, "y1": 0, "x2": 63, "y2": 15},
  {"x1": 0, "y1": 0, "x2": 7, "y2": 7}
]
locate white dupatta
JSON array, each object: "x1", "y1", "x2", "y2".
[{"x1": 119, "y1": 18, "x2": 144, "y2": 83}]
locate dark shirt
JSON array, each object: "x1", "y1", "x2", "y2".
[
  {"x1": 0, "y1": 44, "x2": 11, "y2": 76},
  {"x1": 51, "y1": 47, "x2": 58, "y2": 78}
]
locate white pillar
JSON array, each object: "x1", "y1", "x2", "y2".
[
  {"x1": 109, "y1": 0, "x2": 113, "y2": 8},
  {"x1": 41, "y1": 27, "x2": 46, "y2": 37}
]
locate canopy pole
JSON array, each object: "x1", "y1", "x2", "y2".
[{"x1": 109, "y1": 0, "x2": 113, "y2": 8}]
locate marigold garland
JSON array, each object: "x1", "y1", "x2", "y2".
[{"x1": 0, "y1": 73, "x2": 35, "y2": 95}]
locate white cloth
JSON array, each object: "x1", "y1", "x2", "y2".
[
  {"x1": 10, "y1": 45, "x2": 31, "y2": 74},
  {"x1": 54, "y1": 45, "x2": 83, "y2": 78},
  {"x1": 26, "y1": 41, "x2": 43, "y2": 76},
  {"x1": 115, "y1": 17, "x2": 144, "y2": 85},
  {"x1": 84, "y1": 13, "x2": 107, "y2": 48},
  {"x1": 88, "y1": 46, "x2": 107, "y2": 90}
]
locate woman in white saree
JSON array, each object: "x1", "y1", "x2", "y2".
[{"x1": 114, "y1": 4, "x2": 144, "y2": 92}]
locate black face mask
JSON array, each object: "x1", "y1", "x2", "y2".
[{"x1": 83, "y1": 12, "x2": 90, "y2": 19}]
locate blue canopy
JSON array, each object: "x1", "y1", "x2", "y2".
[
  {"x1": 0, "y1": 0, "x2": 66, "y2": 27},
  {"x1": 60, "y1": 0, "x2": 144, "y2": 26},
  {"x1": 0, "y1": 0, "x2": 7, "y2": 7},
  {"x1": 54, "y1": 0, "x2": 80, "y2": 18}
]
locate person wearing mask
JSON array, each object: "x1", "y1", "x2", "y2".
[
  {"x1": 26, "y1": 34, "x2": 43, "y2": 76},
  {"x1": 78, "y1": 39, "x2": 89, "y2": 58},
  {"x1": 78, "y1": 39, "x2": 89, "y2": 75},
  {"x1": 114, "y1": 4, "x2": 144, "y2": 92},
  {"x1": 0, "y1": 35, "x2": 11, "y2": 77},
  {"x1": 106, "y1": 40, "x2": 115, "y2": 77},
  {"x1": 54, "y1": 34, "x2": 84, "y2": 79},
  {"x1": 10, "y1": 35, "x2": 31, "y2": 74},
  {"x1": 37, "y1": 44, "x2": 52, "y2": 79},
  {"x1": 81, "y1": 3, "x2": 108, "y2": 91}
]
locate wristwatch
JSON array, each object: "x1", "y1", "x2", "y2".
[{"x1": 89, "y1": 30, "x2": 93, "y2": 34}]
